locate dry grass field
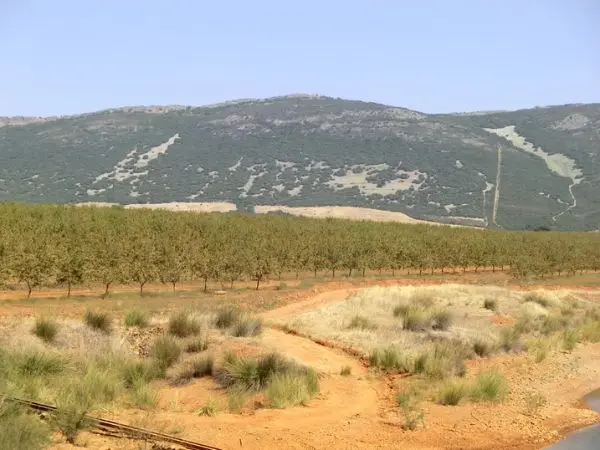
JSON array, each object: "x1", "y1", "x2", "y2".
[{"x1": 0, "y1": 273, "x2": 599, "y2": 450}]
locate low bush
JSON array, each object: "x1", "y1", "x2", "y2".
[
  {"x1": 437, "y1": 380, "x2": 468, "y2": 405},
  {"x1": 562, "y1": 329, "x2": 579, "y2": 352},
  {"x1": 469, "y1": 370, "x2": 508, "y2": 403},
  {"x1": 396, "y1": 389, "x2": 425, "y2": 430},
  {"x1": 393, "y1": 304, "x2": 410, "y2": 318},
  {"x1": 500, "y1": 327, "x2": 525, "y2": 353},
  {"x1": 540, "y1": 315, "x2": 567, "y2": 335},
  {"x1": 32, "y1": 317, "x2": 58, "y2": 343},
  {"x1": 197, "y1": 401, "x2": 218, "y2": 417},
  {"x1": 530, "y1": 338, "x2": 551, "y2": 363},
  {"x1": 151, "y1": 335, "x2": 181, "y2": 369},
  {"x1": 413, "y1": 342, "x2": 468, "y2": 380},
  {"x1": 190, "y1": 355, "x2": 215, "y2": 378},
  {"x1": 524, "y1": 294, "x2": 551, "y2": 308},
  {"x1": 369, "y1": 347, "x2": 410, "y2": 372},
  {"x1": 483, "y1": 298, "x2": 498, "y2": 312},
  {"x1": 53, "y1": 379, "x2": 96, "y2": 443},
  {"x1": 431, "y1": 309, "x2": 453, "y2": 331},
  {"x1": 403, "y1": 307, "x2": 430, "y2": 331},
  {"x1": 215, "y1": 307, "x2": 241, "y2": 329},
  {"x1": 0, "y1": 403, "x2": 50, "y2": 450},
  {"x1": 185, "y1": 337, "x2": 208, "y2": 353},
  {"x1": 168, "y1": 311, "x2": 201, "y2": 338},
  {"x1": 473, "y1": 340, "x2": 494, "y2": 357},
  {"x1": 340, "y1": 365, "x2": 352, "y2": 376},
  {"x1": 124, "y1": 310, "x2": 149, "y2": 328},
  {"x1": 17, "y1": 351, "x2": 65, "y2": 377},
  {"x1": 231, "y1": 316, "x2": 263, "y2": 337},
  {"x1": 121, "y1": 360, "x2": 163, "y2": 388},
  {"x1": 580, "y1": 320, "x2": 600, "y2": 343},
  {"x1": 84, "y1": 310, "x2": 111, "y2": 333},
  {"x1": 347, "y1": 315, "x2": 377, "y2": 330},
  {"x1": 267, "y1": 370, "x2": 319, "y2": 408},
  {"x1": 129, "y1": 380, "x2": 158, "y2": 408}
]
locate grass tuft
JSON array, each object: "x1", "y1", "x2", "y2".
[
  {"x1": 32, "y1": 317, "x2": 58, "y2": 343},
  {"x1": 402, "y1": 307, "x2": 430, "y2": 331},
  {"x1": 267, "y1": 370, "x2": 319, "y2": 408},
  {"x1": 151, "y1": 335, "x2": 181, "y2": 369},
  {"x1": 197, "y1": 400, "x2": 218, "y2": 417},
  {"x1": 84, "y1": 310, "x2": 111, "y2": 333},
  {"x1": 524, "y1": 293, "x2": 551, "y2": 308},
  {"x1": 437, "y1": 380, "x2": 468, "y2": 405},
  {"x1": 215, "y1": 307, "x2": 241, "y2": 329},
  {"x1": 347, "y1": 315, "x2": 377, "y2": 331},
  {"x1": 17, "y1": 351, "x2": 65, "y2": 377},
  {"x1": 231, "y1": 316, "x2": 263, "y2": 337},
  {"x1": 340, "y1": 365, "x2": 352, "y2": 376},
  {"x1": 562, "y1": 329, "x2": 579, "y2": 352},
  {"x1": 469, "y1": 370, "x2": 508, "y2": 403},
  {"x1": 185, "y1": 337, "x2": 208, "y2": 353},
  {"x1": 0, "y1": 403, "x2": 50, "y2": 450},
  {"x1": 369, "y1": 347, "x2": 410, "y2": 372},
  {"x1": 168, "y1": 311, "x2": 201, "y2": 338},
  {"x1": 124, "y1": 310, "x2": 149, "y2": 328},
  {"x1": 431, "y1": 309, "x2": 453, "y2": 331},
  {"x1": 190, "y1": 355, "x2": 215, "y2": 378},
  {"x1": 483, "y1": 298, "x2": 498, "y2": 312},
  {"x1": 473, "y1": 340, "x2": 494, "y2": 357}
]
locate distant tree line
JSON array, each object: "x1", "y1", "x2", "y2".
[{"x1": 0, "y1": 203, "x2": 598, "y2": 297}]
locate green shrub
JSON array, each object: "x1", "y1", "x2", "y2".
[
  {"x1": 369, "y1": 347, "x2": 409, "y2": 372},
  {"x1": 580, "y1": 320, "x2": 600, "y2": 343},
  {"x1": 124, "y1": 310, "x2": 149, "y2": 328},
  {"x1": 470, "y1": 370, "x2": 508, "y2": 403},
  {"x1": 431, "y1": 309, "x2": 453, "y2": 331},
  {"x1": 414, "y1": 342, "x2": 467, "y2": 379},
  {"x1": 32, "y1": 317, "x2": 58, "y2": 343},
  {"x1": 530, "y1": 339, "x2": 551, "y2": 363},
  {"x1": 524, "y1": 294, "x2": 551, "y2": 308},
  {"x1": 562, "y1": 329, "x2": 579, "y2": 352},
  {"x1": 151, "y1": 335, "x2": 181, "y2": 369},
  {"x1": 403, "y1": 307, "x2": 430, "y2": 331},
  {"x1": 215, "y1": 307, "x2": 241, "y2": 329},
  {"x1": 500, "y1": 327, "x2": 525, "y2": 353},
  {"x1": 168, "y1": 311, "x2": 201, "y2": 338},
  {"x1": 231, "y1": 317, "x2": 263, "y2": 337},
  {"x1": 267, "y1": 370, "x2": 319, "y2": 408},
  {"x1": 0, "y1": 403, "x2": 50, "y2": 450},
  {"x1": 190, "y1": 355, "x2": 215, "y2": 377},
  {"x1": 483, "y1": 298, "x2": 498, "y2": 312},
  {"x1": 347, "y1": 315, "x2": 377, "y2": 330},
  {"x1": 197, "y1": 401, "x2": 218, "y2": 417},
  {"x1": 393, "y1": 304, "x2": 410, "y2": 318},
  {"x1": 396, "y1": 389, "x2": 424, "y2": 430},
  {"x1": 514, "y1": 314, "x2": 536, "y2": 334},
  {"x1": 541, "y1": 315, "x2": 567, "y2": 335},
  {"x1": 129, "y1": 380, "x2": 158, "y2": 408},
  {"x1": 53, "y1": 380, "x2": 96, "y2": 443},
  {"x1": 437, "y1": 380, "x2": 468, "y2": 405},
  {"x1": 84, "y1": 310, "x2": 111, "y2": 333},
  {"x1": 121, "y1": 360, "x2": 163, "y2": 387},
  {"x1": 17, "y1": 351, "x2": 65, "y2": 377},
  {"x1": 340, "y1": 365, "x2": 352, "y2": 376},
  {"x1": 185, "y1": 337, "x2": 208, "y2": 353},
  {"x1": 473, "y1": 340, "x2": 494, "y2": 357}
]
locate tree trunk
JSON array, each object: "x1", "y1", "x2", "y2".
[
  {"x1": 348, "y1": 268, "x2": 352, "y2": 277},
  {"x1": 362, "y1": 268, "x2": 366, "y2": 277},
  {"x1": 67, "y1": 281, "x2": 71, "y2": 297},
  {"x1": 332, "y1": 268, "x2": 335, "y2": 278},
  {"x1": 392, "y1": 268, "x2": 395, "y2": 276},
  {"x1": 139, "y1": 281, "x2": 145, "y2": 296},
  {"x1": 256, "y1": 277, "x2": 261, "y2": 290},
  {"x1": 314, "y1": 269, "x2": 317, "y2": 278},
  {"x1": 492, "y1": 265, "x2": 495, "y2": 273},
  {"x1": 27, "y1": 282, "x2": 32, "y2": 299},
  {"x1": 172, "y1": 281, "x2": 176, "y2": 292},
  {"x1": 295, "y1": 270, "x2": 299, "y2": 279},
  {"x1": 230, "y1": 279, "x2": 234, "y2": 289},
  {"x1": 104, "y1": 283, "x2": 111, "y2": 297},
  {"x1": 203, "y1": 277, "x2": 208, "y2": 292}
]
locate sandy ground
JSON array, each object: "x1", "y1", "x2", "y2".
[{"x1": 3, "y1": 276, "x2": 599, "y2": 450}]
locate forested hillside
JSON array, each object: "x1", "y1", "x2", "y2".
[
  {"x1": 0, "y1": 204, "x2": 598, "y2": 297},
  {"x1": 0, "y1": 96, "x2": 598, "y2": 230}
]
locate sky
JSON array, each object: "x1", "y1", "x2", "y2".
[{"x1": 1, "y1": 0, "x2": 599, "y2": 116}]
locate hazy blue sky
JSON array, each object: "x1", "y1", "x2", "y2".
[{"x1": 1, "y1": 0, "x2": 599, "y2": 116}]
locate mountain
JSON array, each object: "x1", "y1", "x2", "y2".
[{"x1": 0, "y1": 95, "x2": 598, "y2": 230}]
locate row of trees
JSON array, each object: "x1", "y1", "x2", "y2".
[{"x1": 0, "y1": 203, "x2": 598, "y2": 297}]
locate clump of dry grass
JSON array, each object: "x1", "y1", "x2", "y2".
[
  {"x1": 124, "y1": 310, "x2": 149, "y2": 328},
  {"x1": 185, "y1": 337, "x2": 208, "y2": 353},
  {"x1": 151, "y1": 335, "x2": 181, "y2": 369},
  {"x1": 215, "y1": 307, "x2": 241, "y2": 329},
  {"x1": 231, "y1": 316, "x2": 263, "y2": 337},
  {"x1": 437, "y1": 379, "x2": 469, "y2": 405},
  {"x1": 84, "y1": 310, "x2": 111, "y2": 334},
  {"x1": 483, "y1": 298, "x2": 498, "y2": 311},
  {"x1": 168, "y1": 311, "x2": 201, "y2": 338},
  {"x1": 347, "y1": 315, "x2": 377, "y2": 331},
  {"x1": 469, "y1": 370, "x2": 508, "y2": 403},
  {"x1": 32, "y1": 317, "x2": 58, "y2": 343}
]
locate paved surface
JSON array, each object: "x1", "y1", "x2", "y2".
[{"x1": 547, "y1": 389, "x2": 600, "y2": 450}]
